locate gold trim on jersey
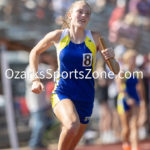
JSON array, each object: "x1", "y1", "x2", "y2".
[
  {"x1": 53, "y1": 35, "x2": 70, "y2": 91},
  {"x1": 117, "y1": 93, "x2": 125, "y2": 114},
  {"x1": 51, "y1": 93, "x2": 60, "y2": 108},
  {"x1": 57, "y1": 35, "x2": 70, "y2": 51},
  {"x1": 85, "y1": 36, "x2": 96, "y2": 72}
]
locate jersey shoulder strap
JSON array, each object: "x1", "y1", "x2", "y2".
[
  {"x1": 86, "y1": 30, "x2": 96, "y2": 46},
  {"x1": 59, "y1": 28, "x2": 69, "y2": 42},
  {"x1": 56, "y1": 28, "x2": 70, "y2": 50}
]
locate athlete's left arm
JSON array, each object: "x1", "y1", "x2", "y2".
[
  {"x1": 137, "y1": 78, "x2": 146, "y2": 104},
  {"x1": 137, "y1": 78, "x2": 146, "y2": 126},
  {"x1": 92, "y1": 32, "x2": 120, "y2": 74}
]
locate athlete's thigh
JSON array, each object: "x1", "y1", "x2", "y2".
[
  {"x1": 53, "y1": 99, "x2": 79, "y2": 125},
  {"x1": 119, "y1": 111, "x2": 130, "y2": 128}
]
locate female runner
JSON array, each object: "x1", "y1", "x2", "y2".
[{"x1": 29, "y1": 1, "x2": 119, "y2": 150}]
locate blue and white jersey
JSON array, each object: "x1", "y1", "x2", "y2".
[{"x1": 51, "y1": 29, "x2": 97, "y2": 113}]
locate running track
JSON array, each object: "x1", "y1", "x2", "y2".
[
  {"x1": 4, "y1": 139, "x2": 150, "y2": 150},
  {"x1": 76, "y1": 140, "x2": 150, "y2": 150}
]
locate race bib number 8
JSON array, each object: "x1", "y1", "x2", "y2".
[{"x1": 83, "y1": 53, "x2": 93, "y2": 67}]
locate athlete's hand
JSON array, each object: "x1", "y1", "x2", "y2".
[
  {"x1": 126, "y1": 98, "x2": 135, "y2": 106},
  {"x1": 31, "y1": 80, "x2": 44, "y2": 94},
  {"x1": 101, "y1": 48, "x2": 114, "y2": 60}
]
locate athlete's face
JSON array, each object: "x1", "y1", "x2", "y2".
[{"x1": 69, "y1": 3, "x2": 91, "y2": 29}]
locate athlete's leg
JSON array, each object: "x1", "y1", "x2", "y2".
[
  {"x1": 119, "y1": 111, "x2": 131, "y2": 150},
  {"x1": 53, "y1": 99, "x2": 80, "y2": 150},
  {"x1": 68, "y1": 123, "x2": 87, "y2": 150},
  {"x1": 130, "y1": 106, "x2": 139, "y2": 150}
]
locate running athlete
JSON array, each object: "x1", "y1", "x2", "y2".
[
  {"x1": 29, "y1": 1, "x2": 119, "y2": 150},
  {"x1": 116, "y1": 50, "x2": 145, "y2": 150}
]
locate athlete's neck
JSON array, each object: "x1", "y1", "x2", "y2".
[
  {"x1": 69, "y1": 27, "x2": 86, "y2": 44},
  {"x1": 127, "y1": 64, "x2": 135, "y2": 72}
]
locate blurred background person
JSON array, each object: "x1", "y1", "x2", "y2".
[
  {"x1": 108, "y1": 0, "x2": 126, "y2": 43},
  {"x1": 108, "y1": 44, "x2": 126, "y2": 140},
  {"x1": 25, "y1": 52, "x2": 54, "y2": 150},
  {"x1": 116, "y1": 50, "x2": 146, "y2": 150},
  {"x1": 136, "y1": 53, "x2": 150, "y2": 138},
  {"x1": 50, "y1": 0, "x2": 74, "y2": 25},
  {"x1": 95, "y1": 59, "x2": 113, "y2": 143}
]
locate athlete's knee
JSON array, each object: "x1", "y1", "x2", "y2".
[
  {"x1": 64, "y1": 119, "x2": 80, "y2": 135},
  {"x1": 130, "y1": 124, "x2": 138, "y2": 141},
  {"x1": 130, "y1": 119, "x2": 138, "y2": 130},
  {"x1": 122, "y1": 126, "x2": 130, "y2": 139}
]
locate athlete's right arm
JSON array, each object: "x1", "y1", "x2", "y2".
[{"x1": 29, "y1": 29, "x2": 62, "y2": 94}]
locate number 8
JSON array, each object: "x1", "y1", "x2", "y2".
[{"x1": 83, "y1": 53, "x2": 92, "y2": 66}]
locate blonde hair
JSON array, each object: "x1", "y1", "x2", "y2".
[
  {"x1": 62, "y1": 0, "x2": 91, "y2": 29},
  {"x1": 123, "y1": 49, "x2": 137, "y2": 64}
]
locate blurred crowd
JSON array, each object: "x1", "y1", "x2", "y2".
[
  {"x1": 0, "y1": 0, "x2": 150, "y2": 149},
  {"x1": 91, "y1": 0, "x2": 150, "y2": 144},
  {"x1": 0, "y1": 0, "x2": 74, "y2": 25},
  {"x1": 91, "y1": 47, "x2": 150, "y2": 144}
]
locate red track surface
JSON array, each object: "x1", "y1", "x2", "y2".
[
  {"x1": 4, "y1": 139, "x2": 150, "y2": 150},
  {"x1": 77, "y1": 140, "x2": 150, "y2": 150}
]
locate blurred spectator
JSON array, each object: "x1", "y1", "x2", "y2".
[
  {"x1": 129, "y1": 0, "x2": 140, "y2": 14},
  {"x1": 111, "y1": 12, "x2": 141, "y2": 48},
  {"x1": 95, "y1": 59, "x2": 114, "y2": 143},
  {"x1": 137, "y1": 0, "x2": 150, "y2": 16},
  {"x1": 108, "y1": 0, "x2": 149, "y2": 50},
  {"x1": 108, "y1": 79, "x2": 121, "y2": 142},
  {"x1": 108, "y1": 0, "x2": 126, "y2": 28},
  {"x1": 50, "y1": 0, "x2": 74, "y2": 25},
  {"x1": 92, "y1": 0, "x2": 107, "y2": 13},
  {"x1": 106, "y1": 0, "x2": 117, "y2": 4},
  {"x1": 25, "y1": 53, "x2": 54, "y2": 150},
  {"x1": 108, "y1": 0, "x2": 126, "y2": 43},
  {"x1": 138, "y1": 53, "x2": 150, "y2": 135},
  {"x1": 0, "y1": 0, "x2": 12, "y2": 21},
  {"x1": 35, "y1": 0, "x2": 51, "y2": 24},
  {"x1": 107, "y1": 44, "x2": 126, "y2": 141}
]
